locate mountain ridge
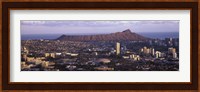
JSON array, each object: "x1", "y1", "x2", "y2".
[{"x1": 56, "y1": 29, "x2": 150, "y2": 41}]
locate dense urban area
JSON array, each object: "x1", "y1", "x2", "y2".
[
  {"x1": 21, "y1": 29, "x2": 179, "y2": 71},
  {"x1": 21, "y1": 37, "x2": 179, "y2": 71}
]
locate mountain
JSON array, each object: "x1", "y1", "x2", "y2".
[{"x1": 56, "y1": 29, "x2": 150, "y2": 41}]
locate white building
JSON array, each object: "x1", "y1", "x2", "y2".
[{"x1": 116, "y1": 42, "x2": 120, "y2": 55}]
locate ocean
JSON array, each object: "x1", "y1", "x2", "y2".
[{"x1": 21, "y1": 32, "x2": 179, "y2": 40}]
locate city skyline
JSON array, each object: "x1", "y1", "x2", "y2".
[
  {"x1": 21, "y1": 20, "x2": 179, "y2": 35},
  {"x1": 21, "y1": 20, "x2": 179, "y2": 71}
]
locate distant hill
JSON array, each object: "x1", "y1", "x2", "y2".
[{"x1": 56, "y1": 29, "x2": 150, "y2": 41}]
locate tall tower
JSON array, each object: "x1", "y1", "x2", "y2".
[
  {"x1": 173, "y1": 53, "x2": 177, "y2": 58},
  {"x1": 116, "y1": 42, "x2": 120, "y2": 55},
  {"x1": 151, "y1": 48, "x2": 155, "y2": 56}
]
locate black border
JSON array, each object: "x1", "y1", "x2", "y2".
[{"x1": 2, "y1": 2, "x2": 198, "y2": 90}]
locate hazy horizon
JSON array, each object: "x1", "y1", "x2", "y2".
[
  {"x1": 21, "y1": 31, "x2": 179, "y2": 35},
  {"x1": 21, "y1": 20, "x2": 179, "y2": 35},
  {"x1": 21, "y1": 32, "x2": 179, "y2": 40}
]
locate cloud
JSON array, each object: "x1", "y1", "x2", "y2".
[
  {"x1": 21, "y1": 20, "x2": 179, "y2": 34},
  {"x1": 21, "y1": 20, "x2": 179, "y2": 26}
]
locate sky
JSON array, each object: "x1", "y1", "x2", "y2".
[{"x1": 21, "y1": 20, "x2": 179, "y2": 35}]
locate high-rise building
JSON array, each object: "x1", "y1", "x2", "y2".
[
  {"x1": 130, "y1": 54, "x2": 135, "y2": 59},
  {"x1": 141, "y1": 47, "x2": 152, "y2": 55},
  {"x1": 143, "y1": 47, "x2": 148, "y2": 54},
  {"x1": 116, "y1": 42, "x2": 120, "y2": 55},
  {"x1": 168, "y1": 47, "x2": 176, "y2": 54},
  {"x1": 173, "y1": 53, "x2": 177, "y2": 58},
  {"x1": 155, "y1": 51, "x2": 161, "y2": 58},
  {"x1": 151, "y1": 48, "x2": 155, "y2": 56}
]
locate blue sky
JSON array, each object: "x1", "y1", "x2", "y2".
[{"x1": 21, "y1": 20, "x2": 179, "y2": 35}]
